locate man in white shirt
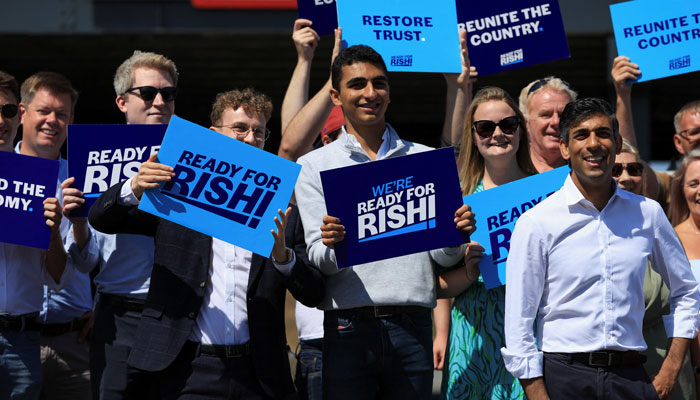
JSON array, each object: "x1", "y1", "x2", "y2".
[{"x1": 502, "y1": 97, "x2": 700, "y2": 400}]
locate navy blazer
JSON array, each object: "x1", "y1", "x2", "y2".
[{"x1": 88, "y1": 181, "x2": 324, "y2": 399}]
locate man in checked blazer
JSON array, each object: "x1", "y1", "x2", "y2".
[{"x1": 88, "y1": 88, "x2": 324, "y2": 399}]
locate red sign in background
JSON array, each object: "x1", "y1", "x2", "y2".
[{"x1": 191, "y1": 0, "x2": 297, "y2": 9}]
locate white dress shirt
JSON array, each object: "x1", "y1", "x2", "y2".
[{"x1": 501, "y1": 175, "x2": 700, "y2": 379}]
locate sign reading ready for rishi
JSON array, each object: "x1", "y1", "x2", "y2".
[
  {"x1": 68, "y1": 124, "x2": 166, "y2": 217},
  {"x1": 457, "y1": 0, "x2": 569, "y2": 76},
  {"x1": 139, "y1": 116, "x2": 301, "y2": 257},
  {"x1": 463, "y1": 166, "x2": 569, "y2": 289},
  {"x1": 0, "y1": 151, "x2": 59, "y2": 249},
  {"x1": 320, "y1": 147, "x2": 468, "y2": 268},
  {"x1": 297, "y1": 0, "x2": 337, "y2": 36},
  {"x1": 337, "y1": 0, "x2": 461, "y2": 73},
  {"x1": 610, "y1": 0, "x2": 700, "y2": 82}
]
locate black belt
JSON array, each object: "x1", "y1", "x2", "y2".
[
  {"x1": 341, "y1": 305, "x2": 428, "y2": 318},
  {"x1": 40, "y1": 317, "x2": 89, "y2": 337},
  {"x1": 197, "y1": 341, "x2": 250, "y2": 358},
  {"x1": 550, "y1": 351, "x2": 647, "y2": 367},
  {"x1": 0, "y1": 314, "x2": 41, "y2": 332},
  {"x1": 99, "y1": 293, "x2": 145, "y2": 313}
]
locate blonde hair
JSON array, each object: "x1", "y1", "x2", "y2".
[
  {"x1": 21, "y1": 71, "x2": 78, "y2": 113},
  {"x1": 210, "y1": 88, "x2": 273, "y2": 126},
  {"x1": 457, "y1": 87, "x2": 536, "y2": 195},
  {"x1": 673, "y1": 100, "x2": 700, "y2": 133},
  {"x1": 113, "y1": 51, "x2": 179, "y2": 96},
  {"x1": 670, "y1": 149, "x2": 700, "y2": 226},
  {"x1": 519, "y1": 76, "x2": 577, "y2": 120},
  {"x1": 618, "y1": 139, "x2": 647, "y2": 197}
]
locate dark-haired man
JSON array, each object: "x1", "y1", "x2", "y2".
[
  {"x1": 294, "y1": 44, "x2": 475, "y2": 399},
  {"x1": 502, "y1": 98, "x2": 700, "y2": 400}
]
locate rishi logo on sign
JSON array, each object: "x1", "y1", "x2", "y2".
[{"x1": 357, "y1": 176, "x2": 436, "y2": 242}]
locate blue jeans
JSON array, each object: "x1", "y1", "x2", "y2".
[
  {"x1": 322, "y1": 308, "x2": 433, "y2": 400},
  {"x1": 1, "y1": 330, "x2": 42, "y2": 400},
  {"x1": 295, "y1": 339, "x2": 323, "y2": 400}
]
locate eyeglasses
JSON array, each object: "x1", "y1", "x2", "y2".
[
  {"x1": 612, "y1": 162, "x2": 644, "y2": 177},
  {"x1": 527, "y1": 77, "x2": 572, "y2": 96},
  {"x1": 0, "y1": 103, "x2": 18, "y2": 119},
  {"x1": 124, "y1": 86, "x2": 178, "y2": 102},
  {"x1": 473, "y1": 116, "x2": 520, "y2": 138},
  {"x1": 213, "y1": 123, "x2": 270, "y2": 142},
  {"x1": 678, "y1": 127, "x2": 700, "y2": 142}
]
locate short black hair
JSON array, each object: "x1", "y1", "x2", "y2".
[
  {"x1": 0, "y1": 71, "x2": 19, "y2": 104},
  {"x1": 331, "y1": 45, "x2": 388, "y2": 91},
  {"x1": 559, "y1": 97, "x2": 619, "y2": 143}
]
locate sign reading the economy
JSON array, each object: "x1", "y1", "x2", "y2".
[
  {"x1": 336, "y1": 0, "x2": 461, "y2": 73},
  {"x1": 139, "y1": 116, "x2": 301, "y2": 257},
  {"x1": 0, "y1": 151, "x2": 59, "y2": 249},
  {"x1": 297, "y1": 0, "x2": 337, "y2": 36},
  {"x1": 456, "y1": 0, "x2": 569, "y2": 76},
  {"x1": 320, "y1": 147, "x2": 468, "y2": 268},
  {"x1": 68, "y1": 124, "x2": 166, "y2": 217},
  {"x1": 610, "y1": 0, "x2": 700, "y2": 82},
  {"x1": 463, "y1": 166, "x2": 568, "y2": 289}
]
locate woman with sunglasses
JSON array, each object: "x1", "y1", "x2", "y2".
[
  {"x1": 438, "y1": 87, "x2": 536, "y2": 400},
  {"x1": 611, "y1": 141, "x2": 696, "y2": 400}
]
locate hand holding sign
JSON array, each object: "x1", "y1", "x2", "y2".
[
  {"x1": 44, "y1": 197, "x2": 63, "y2": 236},
  {"x1": 271, "y1": 207, "x2": 292, "y2": 263},
  {"x1": 454, "y1": 204, "x2": 476, "y2": 234},
  {"x1": 321, "y1": 215, "x2": 345, "y2": 249},
  {"x1": 611, "y1": 56, "x2": 642, "y2": 95},
  {"x1": 61, "y1": 177, "x2": 86, "y2": 220},
  {"x1": 444, "y1": 29, "x2": 478, "y2": 89},
  {"x1": 293, "y1": 19, "x2": 320, "y2": 62},
  {"x1": 464, "y1": 241, "x2": 484, "y2": 282},
  {"x1": 132, "y1": 153, "x2": 175, "y2": 200}
]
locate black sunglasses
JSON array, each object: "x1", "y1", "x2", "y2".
[
  {"x1": 612, "y1": 162, "x2": 644, "y2": 177},
  {"x1": 473, "y1": 116, "x2": 520, "y2": 138},
  {"x1": 0, "y1": 103, "x2": 18, "y2": 119},
  {"x1": 125, "y1": 86, "x2": 177, "y2": 102},
  {"x1": 527, "y1": 77, "x2": 572, "y2": 96}
]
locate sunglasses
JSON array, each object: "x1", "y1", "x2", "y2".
[
  {"x1": 0, "y1": 103, "x2": 18, "y2": 119},
  {"x1": 612, "y1": 162, "x2": 644, "y2": 177},
  {"x1": 527, "y1": 77, "x2": 572, "y2": 96},
  {"x1": 125, "y1": 86, "x2": 178, "y2": 102},
  {"x1": 678, "y1": 127, "x2": 700, "y2": 142},
  {"x1": 473, "y1": 116, "x2": 520, "y2": 138}
]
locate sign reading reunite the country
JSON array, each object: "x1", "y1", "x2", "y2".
[
  {"x1": 610, "y1": 0, "x2": 700, "y2": 82},
  {"x1": 68, "y1": 124, "x2": 166, "y2": 217},
  {"x1": 297, "y1": 0, "x2": 337, "y2": 36},
  {"x1": 0, "y1": 151, "x2": 59, "y2": 249},
  {"x1": 463, "y1": 166, "x2": 569, "y2": 289},
  {"x1": 336, "y1": 0, "x2": 461, "y2": 73},
  {"x1": 457, "y1": 0, "x2": 569, "y2": 76},
  {"x1": 138, "y1": 116, "x2": 301, "y2": 257},
  {"x1": 320, "y1": 147, "x2": 468, "y2": 268}
]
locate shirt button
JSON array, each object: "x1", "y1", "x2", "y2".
[
  {"x1": 607, "y1": 304, "x2": 613, "y2": 310},
  {"x1": 200, "y1": 281, "x2": 206, "y2": 288},
  {"x1": 188, "y1": 312, "x2": 196, "y2": 319}
]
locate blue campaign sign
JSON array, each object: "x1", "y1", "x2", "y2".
[
  {"x1": 68, "y1": 124, "x2": 166, "y2": 217},
  {"x1": 610, "y1": 0, "x2": 700, "y2": 82},
  {"x1": 320, "y1": 147, "x2": 468, "y2": 268},
  {"x1": 138, "y1": 116, "x2": 301, "y2": 257},
  {"x1": 337, "y1": 0, "x2": 461, "y2": 73},
  {"x1": 456, "y1": 0, "x2": 569, "y2": 76},
  {"x1": 0, "y1": 151, "x2": 59, "y2": 249},
  {"x1": 463, "y1": 166, "x2": 569, "y2": 289},
  {"x1": 297, "y1": 0, "x2": 337, "y2": 36}
]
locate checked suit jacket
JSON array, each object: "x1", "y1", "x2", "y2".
[{"x1": 88, "y1": 180, "x2": 324, "y2": 399}]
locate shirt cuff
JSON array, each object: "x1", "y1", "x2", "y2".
[
  {"x1": 272, "y1": 249, "x2": 296, "y2": 277},
  {"x1": 430, "y1": 243, "x2": 467, "y2": 267},
  {"x1": 65, "y1": 227, "x2": 99, "y2": 274},
  {"x1": 119, "y1": 177, "x2": 140, "y2": 206},
  {"x1": 501, "y1": 347, "x2": 543, "y2": 379},
  {"x1": 662, "y1": 312, "x2": 700, "y2": 339}
]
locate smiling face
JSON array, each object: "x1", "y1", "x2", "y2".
[
  {"x1": 330, "y1": 61, "x2": 389, "y2": 135},
  {"x1": 116, "y1": 67, "x2": 175, "y2": 125},
  {"x1": 613, "y1": 151, "x2": 643, "y2": 195},
  {"x1": 674, "y1": 111, "x2": 700, "y2": 156},
  {"x1": 19, "y1": 88, "x2": 73, "y2": 159},
  {"x1": 526, "y1": 88, "x2": 571, "y2": 165},
  {"x1": 0, "y1": 89, "x2": 20, "y2": 152},
  {"x1": 683, "y1": 159, "x2": 700, "y2": 220},
  {"x1": 560, "y1": 113, "x2": 621, "y2": 192},
  {"x1": 472, "y1": 100, "x2": 520, "y2": 160}
]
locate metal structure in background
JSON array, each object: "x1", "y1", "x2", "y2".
[{"x1": 0, "y1": 0, "x2": 697, "y2": 163}]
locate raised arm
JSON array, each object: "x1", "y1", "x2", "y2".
[
  {"x1": 442, "y1": 29, "x2": 477, "y2": 151},
  {"x1": 279, "y1": 28, "x2": 342, "y2": 162},
  {"x1": 611, "y1": 56, "x2": 641, "y2": 148},
  {"x1": 280, "y1": 19, "x2": 320, "y2": 134}
]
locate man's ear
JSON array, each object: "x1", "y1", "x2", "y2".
[
  {"x1": 559, "y1": 138, "x2": 570, "y2": 161},
  {"x1": 19, "y1": 102, "x2": 26, "y2": 124},
  {"x1": 615, "y1": 134, "x2": 623, "y2": 155},
  {"x1": 330, "y1": 88, "x2": 342, "y2": 107},
  {"x1": 115, "y1": 95, "x2": 128, "y2": 114},
  {"x1": 673, "y1": 133, "x2": 686, "y2": 155}
]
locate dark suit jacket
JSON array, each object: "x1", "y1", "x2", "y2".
[{"x1": 88, "y1": 181, "x2": 324, "y2": 399}]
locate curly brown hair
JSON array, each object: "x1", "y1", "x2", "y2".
[{"x1": 209, "y1": 88, "x2": 273, "y2": 126}]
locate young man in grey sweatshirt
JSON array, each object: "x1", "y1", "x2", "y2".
[{"x1": 294, "y1": 44, "x2": 475, "y2": 400}]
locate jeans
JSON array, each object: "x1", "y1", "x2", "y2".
[
  {"x1": 295, "y1": 339, "x2": 323, "y2": 400},
  {"x1": 0, "y1": 330, "x2": 41, "y2": 400},
  {"x1": 322, "y1": 308, "x2": 433, "y2": 400}
]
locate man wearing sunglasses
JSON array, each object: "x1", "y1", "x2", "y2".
[
  {"x1": 88, "y1": 88, "x2": 324, "y2": 399},
  {"x1": 503, "y1": 98, "x2": 700, "y2": 400}
]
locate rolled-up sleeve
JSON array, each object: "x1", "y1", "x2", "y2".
[{"x1": 501, "y1": 213, "x2": 547, "y2": 379}]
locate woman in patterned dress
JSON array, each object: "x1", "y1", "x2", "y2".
[{"x1": 438, "y1": 86, "x2": 536, "y2": 399}]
